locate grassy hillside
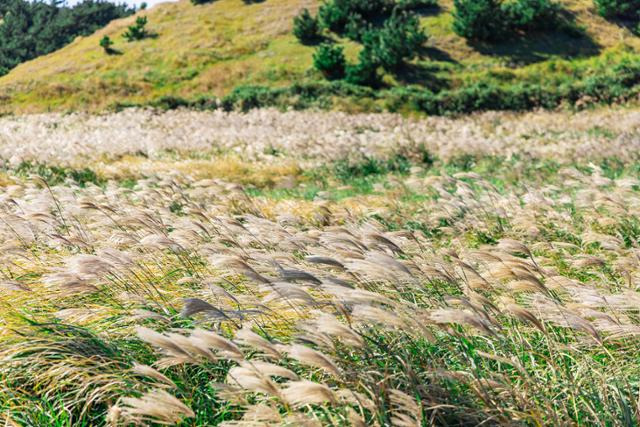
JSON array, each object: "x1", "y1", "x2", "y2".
[{"x1": 0, "y1": 0, "x2": 639, "y2": 113}]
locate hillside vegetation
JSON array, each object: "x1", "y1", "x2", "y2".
[
  {"x1": 0, "y1": 0, "x2": 639, "y2": 112},
  {"x1": 0, "y1": 0, "x2": 134, "y2": 75}
]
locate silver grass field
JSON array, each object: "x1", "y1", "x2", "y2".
[{"x1": 0, "y1": 107, "x2": 639, "y2": 425}]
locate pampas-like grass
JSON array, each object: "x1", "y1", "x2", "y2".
[
  {"x1": 110, "y1": 389, "x2": 195, "y2": 425},
  {"x1": 281, "y1": 381, "x2": 337, "y2": 408},
  {"x1": 3, "y1": 108, "x2": 640, "y2": 426},
  {"x1": 280, "y1": 344, "x2": 340, "y2": 378}
]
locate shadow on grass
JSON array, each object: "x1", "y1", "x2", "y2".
[
  {"x1": 470, "y1": 11, "x2": 602, "y2": 66},
  {"x1": 602, "y1": 15, "x2": 639, "y2": 35},
  {"x1": 472, "y1": 32, "x2": 601, "y2": 66},
  {"x1": 105, "y1": 48, "x2": 123, "y2": 56},
  {"x1": 420, "y1": 45, "x2": 459, "y2": 64},
  {"x1": 394, "y1": 62, "x2": 451, "y2": 91}
]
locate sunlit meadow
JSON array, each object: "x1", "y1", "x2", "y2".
[{"x1": 0, "y1": 107, "x2": 640, "y2": 425}]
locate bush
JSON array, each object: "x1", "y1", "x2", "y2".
[
  {"x1": 191, "y1": 0, "x2": 215, "y2": 4},
  {"x1": 313, "y1": 43, "x2": 346, "y2": 80},
  {"x1": 123, "y1": 16, "x2": 149, "y2": 42},
  {"x1": 362, "y1": 10, "x2": 427, "y2": 72},
  {"x1": 346, "y1": 49, "x2": 382, "y2": 86},
  {"x1": 318, "y1": 0, "x2": 394, "y2": 35},
  {"x1": 453, "y1": 0, "x2": 569, "y2": 41},
  {"x1": 221, "y1": 86, "x2": 281, "y2": 112},
  {"x1": 293, "y1": 9, "x2": 320, "y2": 44},
  {"x1": 317, "y1": 1, "x2": 350, "y2": 33},
  {"x1": 99, "y1": 35, "x2": 114, "y2": 54},
  {"x1": 593, "y1": 0, "x2": 640, "y2": 19},
  {"x1": 504, "y1": 0, "x2": 561, "y2": 32},
  {"x1": 452, "y1": 0, "x2": 507, "y2": 41}
]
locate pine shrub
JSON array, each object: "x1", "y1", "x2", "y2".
[
  {"x1": 313, "y1": 43, "x2": 346, "y2": 80},
  {"x1": 293, "y1": 9, "x2": 320, "y2": 44},
  {"x1": 99, "y1": 35, "x2": 115, "y2": 54},
  {"x1": 362, "y1": 10, "x2": 427, "y2": 72},
  {"x1": 504, "y1": 0, "x2": 561, "y2": 32},
  {"x1": 345, "y1": 49, "x2": 382, "y2": 86},
  {"x1": 452, "y1": 0, "x2": 507, "y2": 41},
  {"x1": 123, "y1": 16, "x2": 149, "y2": 42}
]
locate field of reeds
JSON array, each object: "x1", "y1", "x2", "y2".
[{"x1": 1, "y1": 107, "x2": 640, "y2": 425}]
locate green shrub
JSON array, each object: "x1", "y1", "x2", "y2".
[
  {"x1": 346, "y1": 49, "x2": 382, "y2": 86},
  {"x1": 453, "y1": 0, "x2": 570, "y2": 41},
  {"x1": 123, "y1": 16, "x2": 149, "y2": 42},
  {"x1": 221, "y1": 86, "x2": 281, "y2": 112},
  {"x1": 344, "y1": 13, "x2": 369, "y2": 41},
  {"x1": 99, "y1": 35, "x2": 114, "y2": 54},
  {"x1": 362, "y1": 10, "x2": 427, "y2": 72},
  {"x1": 313, "y1": 43, "x2": 346, "y2": 80},
  {"x1": 452, "y1": 0, "x2": 507, "y2": 41},
  {"x1": 504, "y1": 0, "x2": 560, "y2": 31},
  {"x1": 593, "y1": 0, "x2": 640, "y2": 19},
  {"x1": 317, "y1": 1, "x2": 350, "y2": 33},
  {"x1": 191, "y1": 0, "x2": 215, "y2": 4},
  {"x1": 293, "y1": 9, "x2": 320, "y2": 44},
  {"x1": 318, "y1": 0, "x2": 394, "y2": 35}
]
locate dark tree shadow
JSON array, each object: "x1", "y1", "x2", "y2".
[
  {"x1": 105, "y1": 48, "x2": 123, "y2": 56},
  {"x1": 469, "y1": 10, "x2": 602, "y2": 65},
  {"x1": 419, "y1": 46, "x2": 459, "y2": 64},
  {"x1": 299, "y1": 34, "x2": 336, "y2": 47},
  {"x1": 602, "y1": 16, "x2": 639, "y2": 35},
  {"x1": 471, "y1": 32, "x2": 601, "y2": 66},
  {"x1": 410, "y1": 3, "x2": 442, "y2": 17},
  {"x1": 394, "y1": 62, "x2": 451, "y2": 91}
]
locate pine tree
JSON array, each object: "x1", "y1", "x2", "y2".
[
  {"x1": 452, "y1": 0, "x2": 507, "y2": 41},
  {"x1": 123, "y1": 16, "x2": 150, "y2": 42},
  {"x1": 293, "y1": 9, "x2": 320, "y2": 45}
]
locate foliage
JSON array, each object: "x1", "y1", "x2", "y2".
[
  {"x1": 313, "y1": 43, "x2": 346, "y2": 80},
  {"x1": 318, "y1": 0, "x2": 395, "y2": 35},
  {"x1": 308, "y1": 0, "x2": 428, "y2": 85},
  {"x1": 593, "y1": 0, "x2": 640, "y2": 19},
  {"x1": 99, "y1": 36, "x2": 114, "y2": 54},
  {"x1": 503, "y1": 0, "x2": 562, "y2": 32},
  {"x1": 142, "y1": 55, "x2": 640, "y2": 115},
  {"x1": 453, "y1": 0, "x2": 567, "y2": 41},
  {"x1": 345, "y1": 49, "x2": 382, "y2": 86},
  {"x1": 293, "y1": 8, "x2": 320, "y2": 45},
  {"x1": 452, "y1": 0, "x2": 507, "y2": 41},
  {"x1": 123, "y1": 16, "x2": 150, "y2": 42},
  {"x1": 0, "y1": 0, "x2": 133, "y2": 76},
  {"x1": 361, "y1": 10, "x2": 427, "y2": 72}
]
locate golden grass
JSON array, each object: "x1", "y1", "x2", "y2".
[{"x1": 95, "y1": 154, "x2": 302, "y2": 187}]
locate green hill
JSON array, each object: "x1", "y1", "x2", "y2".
[{"x1": 0, "y1": 0, "x2": 639, "y2": 113}]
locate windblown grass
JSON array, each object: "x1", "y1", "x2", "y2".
[{"x1": 0, "y1": 108, "x2": 640, "y2": 425}]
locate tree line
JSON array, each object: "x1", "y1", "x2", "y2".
[{"x1": 0, "y1": 0, "x2": 134, "y2": 75}]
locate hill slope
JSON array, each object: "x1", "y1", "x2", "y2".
[{"x1": 0, "y1": 0, "x2": 639, "y2": 113}]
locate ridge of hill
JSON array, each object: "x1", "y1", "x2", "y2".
[{"x1": 0, "y1": 0, "x2": 639, "y2": 113}]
